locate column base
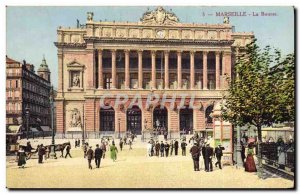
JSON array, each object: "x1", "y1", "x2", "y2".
[
  {"x1": 98, "y1": 87, "x2": 103, "y2": 90},
  {"x1": 125, "y1": 87, "x2": 130, "y2": 90},
  {"x1": 203, "y1": 87, "x2": 208, "y2": 90}
]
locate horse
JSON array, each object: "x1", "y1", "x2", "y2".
[
  {"x1": 44, "y1": 142, "x2": 71, "y2": 158},
  {"x1": 18, "y1": 144, "x2": 38, "y2": 160}
]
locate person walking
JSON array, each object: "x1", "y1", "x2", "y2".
[
  {"x1": 160, "y1": 141, "x2": 165, "y2": 157},
  {"x1": 38, "y1": 144, "x2": 45, "y2": 164},
  {"x1": 245, "y1": 143, "x2": 257, "y2": 172},
  {"x1": 155, "y1": 141, "x2": 160, "y2": 157},
  {"x1": 164, "y1": 141, "x2": 170, "y2": 157},
  {"x1": 214, "y1": 144, "x2": 225, "y2": 169},
  {"x1": 78, "y1": 139, "x2": 81, "y2": 147},
  {"x1": 170, "y1": 140, "x2": 174, "y2": 156},
  {"x1": 83, "y1": 143, "x2": 88, "y2": 158},
  {"x1": 75, "y1": 139, "x2": 78, "y2": 148},
  {"x1": 147, "y1": 141, "x2": 152, "y2": 157},
  {"x1": 101, "y1": 142, "x2": 106, "y2": 159},
  {"x1": 174, "y1": 140, "x2": 179, "y2": 156},
  {"x1": 204, "y1": 143, "x2": 213, "y2": 172},
  {"x1": 94, "y1": 144, "x2": 103, "y2": 168},
  {"x1": 119, "y1": 139, "x2": 124, "y2": 151},
  {"x1": 87, "y1": 146, "x2": 94, "y2": 170},
  {"x1": 128, "y1": 139, "x2": 133, "y2": 150},
  {"x1": 190, "y1": 142, "x2": 201, "y2": 171},
  {"x1": 110, "y1": 142, "x2": 118, "y2": 162},
  {"x1": 17, "y1": 147, "x2": 26, "y2": 168},
  {"x1": 65, "y1": 144, "x2": 72, "y2": 158},
  {"x1": 181, "y1": 141, "x2": 187, "y2": 156}
]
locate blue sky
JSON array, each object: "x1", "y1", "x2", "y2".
[{"x1": 6, "y1": 6, "x2": 294, "y2": 88}]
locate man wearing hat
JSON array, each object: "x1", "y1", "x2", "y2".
[
  {"x1": 203, "y1": 143, "x2": 214, "y2": 172},
  {"x1": 190, "y1": 142, "x2": 201, "y2": 171},
  {"x1": 181, "y1": 140, "x2": 187, "y2": 156},
  {"x1": 94, "y1": 144, "x2": 103, "y2": 168},
  {"x1": 164, "y1": 141, "x2": 170, "y2": 157},
  {"x1": 160, "y1": 141, "x2": 165, "y2": 157},
  {"x1": 86, "y1": 146, "x2": 94, "y2": 169},
  {"x1": 214, "y1": 144, "x2": 225, "y2": 169}
]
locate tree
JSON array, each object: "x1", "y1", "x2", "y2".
[{"x1": 221, "y1": 39, "x2": 295, "y2": 171}]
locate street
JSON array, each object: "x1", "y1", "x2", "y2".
[{"x1": 6, "y1": 143, "x2": 294, "y2": 189}]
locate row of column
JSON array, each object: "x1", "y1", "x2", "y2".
[{"x1": 97, "y1": 50, "x2": 231, "y2": 90}]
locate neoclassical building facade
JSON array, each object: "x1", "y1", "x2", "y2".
[{"x1": 54, "y1": 7, "x2": 254, "y2": 143}]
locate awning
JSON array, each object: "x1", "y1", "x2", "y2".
[
  {"x1": 40, "y1": 126, "x2": 51, "y2": 131},
  {"x1": 8, "y1": 125, "x2": 22, "y2": 133}
]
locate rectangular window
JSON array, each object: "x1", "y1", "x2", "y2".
[{"x1": 16, "y1": 80, "x2": 18, "y2": 88}]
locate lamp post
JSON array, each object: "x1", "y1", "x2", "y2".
[
  {"x1": 49, "y1": 87, "x2": 57, "y2": 159},
  {"x1": 25, "y1": 106, "x2": 30, "y2": 140},
  {"x1": 118, "y1": 118, "x2": 121, "y2": 139},
  {"x1": 236, "y1": 125, "x2": 244, "y2": 168}
]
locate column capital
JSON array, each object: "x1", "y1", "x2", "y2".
[
  {"x1": 190, "y1": 50, "x2": 195, "y2": 56},
  {"x1": 164, "y1": 50, "x2": 170, "y2": 55},
  {"x1": 124, "y1": 49, "x2": 130, "y2": 54},
  {"x1": 202, "y1": 50, "x2": 209, "y2": 55},
  {"x1": 223, "y1": 50, "x2": 232, "y2": 55},
  {"x1": 110, "y1": 49, "x2": 117, "y2": 53},
  {"x1": 215, "y1": 50, "x2": 221, "y2": 55},
  {"x1": 137, "y1": 49, "x2": 143, "y2": 54},
  {"x1": 177, "y1": 50, "x2": 183, "y2": 54},
  {"x1": 151, "y1": 50, "x2": 156, "y2": 56}
]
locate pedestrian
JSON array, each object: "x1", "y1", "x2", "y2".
[
  {"x1": 190, "y1": 142, "x2": 200, "y2": 171},
  {"x1": 128, "y1": 139, "x2": 132, "y2": 150},
  {"x1": 25, "y1": 141, "x2": 33, "y2": 159},
  {"x1": 17, "y1": 147, "x2": 26, "y2": 168},
  {"x1": 170, "y1": 140, "x2": 174, "y2": 156},
  {"x1": 75, "y1": 139, "x2": 78, "y2": 148},
  {"x1": 160, "y1": 141, "x2": 165, "y2": 157},
  {"x1": 241, "y1": 141, "x2": 246, "y2": 166},
  {"x1": 65, "y1": 143, "x2": 72, "y2": 158},
  {"x1": 110, "y1": 142, "x2": 118, "y2": 162},
  {"x1": 214, "y1": 144, "x2": 225, "y2": 169},
  {"x1": 44, "y1": 146, "x2": 49, "y2": 160},
  {"x1": 181, "y1": 140, "x2": 187, "y2": 156},
  {"x1": 204, "y1": 143, "x2": 213, "y2": 172},
  {"x1": 83, "y1": 143, "x2": 88, "y2": 158},
  {"x1": 94, "y1": 144, "x2": 103, "y2": 168},
  {"x1": 155, "y1": 141, "x2": 160, "y2": 157},
  {"x1": 87, "y1": 146, "x2": 94, "y2": 170},
  {"x1": 78, "y1": 139, "x2": 81, "y2": 147},
  {"x1": 119, "y1": 139, "x2": 124, "y2": 151},
  {"x1": 245, "y1": 143, "x2": 257, "y2": 172},
  {"x1": 165, "y1": 141, "x2": 170, "y2": 157},
  {"x1": 38, "y1": 144, "x2": 45, "y2": 164},
  {"x1": 147, "y1": 141, "x2": 152, "y2": 157},
  {"x1": 124, "y1": 136, "x2": 127, "y2": 145},
  {"x1": 101, "y1": 142, "x2": 106, "y2": 159},
  {"x1": 174, "y1": 139, "x2": 179, "y2": 156}
]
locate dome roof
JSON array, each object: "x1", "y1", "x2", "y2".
[{"x1": 37, "y1": 56, "x2": 50, "y2": 72}]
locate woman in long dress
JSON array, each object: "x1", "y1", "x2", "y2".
[
  {"x1": 110, "y1": 142, "x2": 118, "y2": 162},
  {"x1": 17, "y1": 147, "x2": 26, "y2": 168},
  {"x1": 245, "y1": 143, "x2": 257, "y2": 172}
]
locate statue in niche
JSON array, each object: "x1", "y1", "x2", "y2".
[
  {"x1": 69, "y1": 108, "x2": 82, "y2": 128},
  {"x1": 72, "y1": 74, "x2": 80, "y2": 87}
]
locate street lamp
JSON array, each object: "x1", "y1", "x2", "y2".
[
  {"x1": 25, "y1": 105, "x2": 30, "y2": 140},
  {"x1": 235, "y1": 125, "x2": 244, "y2": 168},
  {"x1": 118, "y1": 118, "x2": 121, "y2": 139},
  {"x1": 49, "y1": 87, "x2": 57, "y2": 159}
]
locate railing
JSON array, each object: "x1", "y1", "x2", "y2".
[{"x1": 260, "y1": 142, "x2": 294, "y2": 172}]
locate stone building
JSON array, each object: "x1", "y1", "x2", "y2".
[
  {"x1": 6, "y1": 56, "x2": 52, "y2": 134},
  {"x1": 54, "y1": 7, "x2": 253, "y2": 152}
]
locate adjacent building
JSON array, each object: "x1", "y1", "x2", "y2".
[
  {"x1": 54, "y1": 7, "x2": 254, "y2": 162},
  {"x1": 6, "y1": 56, "x2": 52, "y2": 135}
]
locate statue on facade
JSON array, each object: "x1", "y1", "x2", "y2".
[
  {"x1": 141, "y1": 7, "x2": 179, "y2": 25},
  {"x1": 223, "y1": 16, "x2": 229, "y2": 24},
  {"x1": 72, "y1": 74, "x2": 80, "y2": 87},
  {"x1": 87, "y1": 12, "x2": 94, "y2": 21},
  {"x1": 69, "y1": 108, "x2": 82, "y2": 128}
]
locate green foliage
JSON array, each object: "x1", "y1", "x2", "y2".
[{"x1": 221, "y1": 39, "x2": 294, "y2": 140}]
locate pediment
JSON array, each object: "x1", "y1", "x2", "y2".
[{"x1": 66, "y1": 60, "x2": 85, "y2": 68}]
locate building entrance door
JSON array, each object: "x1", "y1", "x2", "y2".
[
  {"x1": 127, "y1": 106, "x2": 142, "y2": 135},
  {"x1": 153, "y1": 106, "x2": 168, "y2": 134},
  {"x1": 100, "y1": 107, "x2": 115, "y2": 132},
  {"x1": 180, "y1": 107, "x2": 193, "y2": 134}
]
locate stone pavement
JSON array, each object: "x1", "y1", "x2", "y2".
[{"x1": 6, "y1": 140, "x2": 294, "y2": 189}]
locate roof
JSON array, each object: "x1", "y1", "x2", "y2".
[{"x1": 6, "y1": 56, "x2": 20, "y2": 64}]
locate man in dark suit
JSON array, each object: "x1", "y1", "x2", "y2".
[
  {"x1": 190, "y1": 143, "x2": 201, "y2": 171},
  {"x1": 94, "y1": 144, "x2": 103, "y2": 168},
  {"x1": 181, "y1": 141, "x2": 187, "y2": 156},
  {"x1": 160, "y1": 141, "x2": 165, "y2": 157},
  {"x1": 155, "y1": 141, "x2": 160, "y2": 157},
  {"x1": 164, "y1": 142, "x2": 170, "y2": 157},
  {"x1": 87, "y1": 146, "x2": 94, "y2": 170},
  {"x1": 204, "y1": 143, "x2": 214, "y2": 172},
  {"x1": 214, "y1": 144, "x2": 225, "y2": 169},
  {"x1": 38, "y1": 144, "x2": 45, "y2": 164},
  {"x1": 174, "y1": 140, "x2": 179, "y2": 156},
  {"x1": 65, "y1": 144, "x2": 72, "y2": 158}
]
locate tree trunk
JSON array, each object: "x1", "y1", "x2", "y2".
[{"x1": 257, "y1": 125, "x2": 262, "y2": 168}]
